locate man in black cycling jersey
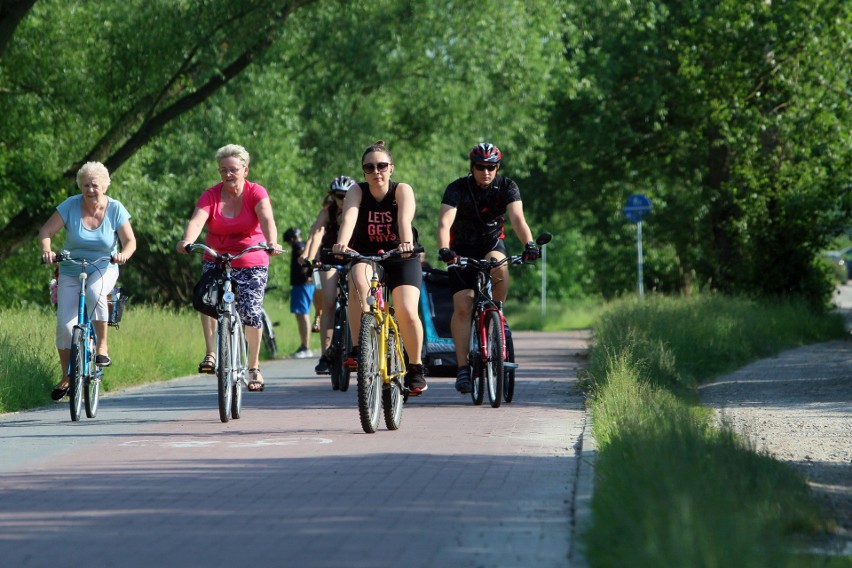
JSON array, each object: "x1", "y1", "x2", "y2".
[{"x1": 436, "y1": 143, "x2": 538, "y2": 394}]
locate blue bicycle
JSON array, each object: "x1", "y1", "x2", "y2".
[{"x1": 54, "y1": 252, "x2": 115, "y2": 421}]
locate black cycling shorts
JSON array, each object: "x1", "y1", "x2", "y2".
[
  {"x1": 448, "y1": 238, "x2": 507, "y2": 295},
  {"x1": 353, "y1": 256, "x2": 422, "y2": 291}
]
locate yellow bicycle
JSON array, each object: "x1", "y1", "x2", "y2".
[{"x1": 334, "y1": 248, "x2": 421, "y2": 433}]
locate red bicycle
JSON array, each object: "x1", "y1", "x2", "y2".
[{"x1": 450, "y1": 233, "x2": 551, "y2": 407}]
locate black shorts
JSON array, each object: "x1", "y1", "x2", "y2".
[
  {"x1": 354, "y1": 256, "x2": 422, "y2": 291},
  {"x1": 448, "y1": 239, "x2": 507, "y2": 295}
]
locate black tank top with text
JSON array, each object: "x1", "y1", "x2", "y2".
[{"x1": 350, "y1": 181, "x2": 402, "y2": 255}]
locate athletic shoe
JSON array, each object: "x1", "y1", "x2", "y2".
[
  {"x1": 315, "y1": 356, "x2": 331, "y2": 375},
  {"x1": 404, "y1": 363, "x2": 428, "y2": 396},
  {"x1": 455, "y1": 367, "x2": 472, "y2": 394},
  {"x1": 292, "y1": 346, "x2": 313, "y2": 359}
]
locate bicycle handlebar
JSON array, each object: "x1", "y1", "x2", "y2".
[
  {"x1": 51, "y1": 252, "x2": 115, "y2": 265},
  {"x1": 449, "y1": 255, "x2": 525, "y2": 271},
  {"x1": 184, "y1": 242, "x2": 284, "y2": 260},
  {"x1": 321, "y1": 245, "x2": 425, "y2": 263}
]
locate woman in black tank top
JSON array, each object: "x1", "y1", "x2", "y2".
[
  {"x1": 303, "y1": 176, "x2": 355, "y2": 374},
  {"x1": 332, "y1": 141, "x2": 427, "y2": 395}
]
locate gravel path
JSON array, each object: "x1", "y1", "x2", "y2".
[{"x1": 698, "y1": 284, "x2": 852, "y2": 556}]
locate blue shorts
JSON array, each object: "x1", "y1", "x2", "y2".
[{"x1": 290, "y1": 283, "x2": 315, "y2": 314}]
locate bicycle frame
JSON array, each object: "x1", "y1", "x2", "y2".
[
  {"x1": 468, "y1": 261, "x2": 510, "y2": 363},
  {"x1": 72, "y1": 270, "x2": 102, "y2": 383},
  {"x1": 365, "y1": 270, "x2": 406, "y2": 384}
]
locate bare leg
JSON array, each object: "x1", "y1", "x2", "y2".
[
  {"x1": 451, "y1": 290, "x2": 475, "y2": 366},
  {"x1": 93, "y1": 320, "x2": 109, "y2": 357},
  {"x1": 391, "y1": 284, "x2": 423, "y2": 364},
  {"x1": 245, "y1": 326, "x2": 262, "y2": 369},
  {"x1": 201, "y1": 314, "x2": 216, "y2": 358},
  {"x1": 319, "y1": 269, "x2": 339, "y2": 354},
  {"x1": 56, "y1": 348, "x2": 71, "y2": 389},
  {"x1": 347, "y1": 263, "x2": 373, "y2": 346},
  {"x1": 295, "y1": 313, "x2": 311, "y2": 350}
]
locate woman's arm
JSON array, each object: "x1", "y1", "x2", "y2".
[
  {"x1": 303, "y1": 207, "x2": 329, "y2": 261},
  {"x1": 38, "y1": 211, "x2": 65, "y2": 263},
  {"x1": 113, "y1": 221, "x2": 137, "y2": 265},
  {"x1": 176, "y1": 207, "x2": 210, "y2": 253},
  {"x1": 395, "y1": 183, "x2": 416, "y2": 251},
  {"x1": 255, "y1": 198, "x2": 282, "y2": 255},
  {"x1": 332, "y1": 184, "x2": 362, "y2": 253}
]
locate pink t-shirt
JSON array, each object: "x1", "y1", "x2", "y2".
[{"x1": 197, "y1": 181, "x2": 270, "y2": 268}]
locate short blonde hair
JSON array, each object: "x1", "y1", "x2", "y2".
[
  {"x1": 76, "y1": 162, "x2": 111, "y2": 191},
  {"x1": 215, "y1": 144, "x2": 251, "y2": 167}
]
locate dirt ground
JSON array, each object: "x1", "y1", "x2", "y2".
[{"x1": 698, "y1": 284, "x2": 852, "y2": 556}]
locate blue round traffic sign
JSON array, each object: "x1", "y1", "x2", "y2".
[{"x1": 623, "y1": 193, "x2": 652, "y2": 223}]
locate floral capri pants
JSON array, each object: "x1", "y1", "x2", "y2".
[{"x1": 202, "y1": 262, "x2": 268, "y2": 328}]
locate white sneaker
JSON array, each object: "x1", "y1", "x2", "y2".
[{"x1": 292, "y1": 347, "x2": 313, "y2": 359}]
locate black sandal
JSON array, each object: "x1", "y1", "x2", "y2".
[
  {"x1": 248, "y1": 368, "x2": 265, "y2": 392},
  {"x1": 198, "y1": 354, "x2": 216, "y2": 374}
]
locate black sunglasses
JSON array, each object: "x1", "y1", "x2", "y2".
[
  {"x1": 473, "y1": 163, "x2": 498, "y2": 172},
  {"x1": 332, "y1": 192, "x2": 346, "y2": 199},
  {"x1": 362, "y1": 162, "x2": 390, "y2": 174}
]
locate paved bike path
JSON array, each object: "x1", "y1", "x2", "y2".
[{"x1": 0, "y1": 331, "x2": 591, "y2": 568}]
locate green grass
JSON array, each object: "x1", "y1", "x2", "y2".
[
  {"x1": 0, "y1": 296, "x2": 318, "y2": 414},
  {"x1": 585, "y1": 294, "x2": 849, "y2": 568},
  {"x1": 504, "y1": 298, "x2": 603, "y2": 331}
]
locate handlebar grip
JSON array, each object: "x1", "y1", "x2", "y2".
[{"x1": 184, "y1": 243, "x2": 193, "y2": 253}]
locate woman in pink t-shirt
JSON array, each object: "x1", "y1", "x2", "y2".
[{"x1": 176, "y1": 144, "x2": 282, "y2": 391}]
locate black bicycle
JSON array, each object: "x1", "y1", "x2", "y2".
[
  {"x1": 450, "y1": 233, "x2": 551, "y2": 407},
  {"x1": 321, "y1": 262, "x2": 352, "y2": 392}
]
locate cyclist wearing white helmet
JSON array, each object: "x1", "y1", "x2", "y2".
[
  {"x1": 437, "y1": 143, "x2": 537, "y2": 394},
  {"x1": 302, "y1": 175, "x2": 357, "y2": 374}
]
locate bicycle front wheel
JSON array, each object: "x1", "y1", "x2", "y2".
[
  {"x1": 357, "y1": 313, "x2": 382, "y2": 433},
  {"x1": 68, "y1": 327, "x2": 85, "y2": 422},
  {"x1": 217, "y1": 316, "x2": 234, "y2": 423},
  {"x1": 470, "y1": 320, "x2": 485, "y2": 406},
  {"x1": 83, "y1": 332, "x2": 100, "y2": 418},
  {"x1": 382, "y1": 325, "x2": 404, "y2": 430},
  {"x1": 230, "y1": 320, "x2": 245, "y2": 420},
  {"x1": 485, "y1": 311, "x2": 505, "y2": 408}
]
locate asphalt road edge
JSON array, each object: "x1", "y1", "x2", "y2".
[{"x1": 569, "y1": 401, "x2": 596, "y2": 568}]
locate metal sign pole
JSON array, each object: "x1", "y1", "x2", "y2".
[
  {"x1": 637, "y1": 220, "x2": 645, "y2": 299},
  {"x1": 541, "y1": 244, "x2": 547, "y2": 318}
]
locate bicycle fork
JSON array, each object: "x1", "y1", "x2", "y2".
[{"x1": 476, "y1": 306, "x2": 508, "y2": 362}]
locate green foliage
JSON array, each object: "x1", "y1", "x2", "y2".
[
  {"x1": 541, "y1": 0, "x2": 852, "y2": 305},
  {"x1": 585, "y1": 294, "x2": 844, "y2": 567}
]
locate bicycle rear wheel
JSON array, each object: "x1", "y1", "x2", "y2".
[
  {"x1": 329, "y1": 306, "x2": 345, "y2": 390},
  {"x1": 68, "y1": 327, "x2": 85, "y2": 422},
  {"x1": 485, "y1": 311, "x2": 505, "y2": 408},
  {"x1": 382, "y1": 325, "x2": 404, "y2": 430},
  {"x1": 469, "y1": 320, "x2": 485, "y2": 406},
  {"x1": 504, "y1": 332, "x2": 515, "y2": 403},
  {"x1": 261, "y1": 309, "x2": 278, "y2": 359},
  {"x1": 217, "y1": 315, "x2": 233, "y2": 423},
  {"x1": 357, "y1": 313, "x2": 382, "y2": 433},
  {"x1": 230, "y1": 321, "x2": 245, "y2": 420}
]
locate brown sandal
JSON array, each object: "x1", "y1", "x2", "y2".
[
  {"x1": 248, "y1": 368, "x2": 264, "y2": 392},
  {"x1": 198, "y1": 354, "x2": 216, "y2": 374}
]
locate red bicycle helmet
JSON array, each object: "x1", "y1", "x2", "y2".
[{"x1": 469, "y1": 143, "x2": 502, "y2": 163}]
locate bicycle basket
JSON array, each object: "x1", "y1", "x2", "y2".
[{"x1": 108, "y1": 295, "x2": 130, "y2": 328}]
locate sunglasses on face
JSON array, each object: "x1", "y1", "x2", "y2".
[
  {"x1": 333, "y1": 192, "x2": 346, "y2": 199},
  {"x1": 362, "y1": 162, "x2": 390, "y2": 174},
  {"x1": 473, "y1": 164, "x2": 498, "y2": 172}
]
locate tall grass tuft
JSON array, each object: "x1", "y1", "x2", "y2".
[{"x1": 585, "y1": 294, "x2": 846, "y2": 568}]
